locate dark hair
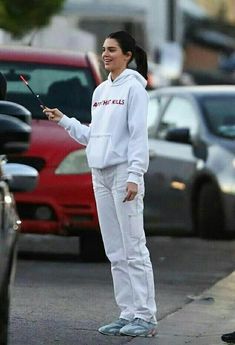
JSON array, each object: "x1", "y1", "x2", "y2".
[
  {"x1": 0, "y1": 72, "x2": 7, "y2": 100},
  {"x1": 107, "y1": 31, "x2": 148, "y2": 80}
]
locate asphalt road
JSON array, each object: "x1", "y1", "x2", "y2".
[{"x1": 8, "y1": 234, "x2": 235, "y2": 345}]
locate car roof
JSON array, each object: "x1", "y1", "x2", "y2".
[
  {"x1": 149, "y1": 85, "x2": 235, "y2": 98},
  {"x1": 0, "y1": 45, "x2": 90, "y2": 67}
]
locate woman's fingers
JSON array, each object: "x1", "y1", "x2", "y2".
[
  {"x1": 43, "y1": 107, "x2": 52, "y2": 117},
  {"x1": 43, "y1": 107, "x2": 62, "y2": 122},
  {"x1": 123, "y1": 191, "x2": 137, "y2": 202},
  {"x1": 123, "y1": 182, "x2": 138, "y2": 202}
]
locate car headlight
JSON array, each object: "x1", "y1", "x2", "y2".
[{"x1": 55, "y1": 149, "x2": 90, "y2": 175}]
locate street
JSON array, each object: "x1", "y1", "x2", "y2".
[{"x1": 9, "y1": 234, "x2": 235, "y2": 345}]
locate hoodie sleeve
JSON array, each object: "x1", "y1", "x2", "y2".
[
  {"x1": 127, "y1": 83, "x2": 149, "y2": 185},
  {"x1": 58, "y1": 115, "x2": 91, "y2": 146}
]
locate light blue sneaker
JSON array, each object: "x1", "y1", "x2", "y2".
[
  {"x1": 98, "y1": 318, "x2": 130, "y2": 336},
  {"x1": 120, "y1": 318, "x2": 157, "y2": 337}
]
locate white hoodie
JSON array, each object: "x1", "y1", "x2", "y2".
[{"x1": 58, "y1": 69, "x2": 149, "y2": 185}]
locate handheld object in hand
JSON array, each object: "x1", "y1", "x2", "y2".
[{"x1": 20, "y1": 75, "x2": 45, "y2": 109}]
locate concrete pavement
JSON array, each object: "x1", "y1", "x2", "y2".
[
  {"x1": 129, "y1": 271, "x2": 235, "y2": 344},
  {"x1": 10, "y1": 272, "x2": 235, "y2": 345},
  {"x1": 10, "y1": 236, "x2": 235, "y2": 345}
]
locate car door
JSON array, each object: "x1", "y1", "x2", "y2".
[{"x1": 145, "y1": 95, "x2": 199, "y2": 232}]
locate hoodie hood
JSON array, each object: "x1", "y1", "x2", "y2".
[{"x1": 108, "y1": 68, "x2": 147, "y2": 88}]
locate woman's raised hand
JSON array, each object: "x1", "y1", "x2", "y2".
[{"x1": 43, "y1": 107, "x2": 63, "y2": 123}]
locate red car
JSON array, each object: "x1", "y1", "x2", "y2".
[{"x1": 0, "y1": 46, "x2": 105, "y2": 261}]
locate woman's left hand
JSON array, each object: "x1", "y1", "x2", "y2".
[{"x1": 123, "y1": 182, "x2": 138, "y2": 202}]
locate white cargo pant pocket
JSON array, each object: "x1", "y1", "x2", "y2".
[{"x1": 127, "y1": 196, "x2": 144, "y2": 239}]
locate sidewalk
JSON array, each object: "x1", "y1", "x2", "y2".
[{"x1": 130, "y1": 271, "x2": 235, "y2": 345}]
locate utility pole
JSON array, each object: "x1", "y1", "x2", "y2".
[
  {"x1": 168, "y1": 0, "x2": 177, "y2": 41},
  {"x1": 167, "y1": 0, "x2": 183, "y2": 43}
]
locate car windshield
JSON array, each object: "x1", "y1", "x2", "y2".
[
  {"x1": 201, "y1": 95, "x2": 235, "y2": 139},
  {"x1": 1, "y1": 62, "x2": 96, "y2": 122}
]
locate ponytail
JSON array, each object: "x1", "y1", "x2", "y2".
[{"x1": 135, "y1": 45, "x2": 148, "y2": 81}]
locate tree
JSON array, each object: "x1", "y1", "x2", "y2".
[{"x1": 0, "y1": 0, "x2": 65, "y2": 38}]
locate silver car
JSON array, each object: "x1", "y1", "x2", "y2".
[
  {"x1": 145, "y1": 86, "x2": 235, "y2": 238},
  {"x1": 0, "y1": 106, "x2": 38, "y2": 345}
]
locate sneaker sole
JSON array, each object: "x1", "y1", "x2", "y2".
[
  {"x1": 98, "y1": 330, "x2": 122, "y2": 336},
  {"x1": 120, "y1": 329, "x2": 157, "y2": 337}
]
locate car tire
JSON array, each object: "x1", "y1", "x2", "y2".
[
  {"x1": 197, "y1": 183, "x2": 225, "y2": 239},
  {"x1": 79, "y1": 232, "x2": 107, "y2": 262},
  {"x1": 0, "y1": 285, "x2": 9, "y2": 345}
]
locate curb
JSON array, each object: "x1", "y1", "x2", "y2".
[{"x1": 129, "y1": 271, "x2": 235, "y2": 344}]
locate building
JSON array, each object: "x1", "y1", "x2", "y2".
[
  {"x1": 0, "y1": 0, "x2": 205, "y2": 58},
  {"x1": 3, "y1": 0, "x2": 231, "y2": 84}
]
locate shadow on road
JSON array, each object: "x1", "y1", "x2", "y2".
[{"x1": 17, "y1": 250, "x2": 82, "y2": 262}]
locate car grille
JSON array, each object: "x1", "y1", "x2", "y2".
[
  {"x1": 16, "y1": 203, "x2": 57, "y2": 221},
  {"x1": 7, "y1": 156, "x2": 46, "y2": 172}
]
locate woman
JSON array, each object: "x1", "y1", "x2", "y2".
[{"x1": 44, "y1": 31, "x2": 157, "y2": 337}]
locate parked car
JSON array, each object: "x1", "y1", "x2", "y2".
[
  {"x1": 0, "y1": 46, "x2": 104, "y2": 261},
  {"x1": 145, "y1": 85, "x2": 235, "y2": 239},
  {"x1": 0, "y1": 107, "x2": 38, "y2": 345}
]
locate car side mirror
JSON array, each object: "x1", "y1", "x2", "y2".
[
  {"x1": 165, "y1": 127, "x2": 191, "y2": 144},
  {"x1": 0, "y1": 114, "x2": 31, "y2": 154},
  {"x1": 0, "y1": 101, "x2": 32, "y2": 125},
  {"x1": 3, "y1": 163, "x2": 38, "y2": 192}
]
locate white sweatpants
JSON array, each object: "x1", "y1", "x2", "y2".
[{"x1": 92, "y1": 162, "x2": 157, "y2": 323}]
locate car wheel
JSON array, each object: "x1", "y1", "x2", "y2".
[
  {"x1": 0, "y1": 285, "x2": 9, "y2": 345},
  {"x1": 79, "y1": 232, "x2": 107, "y2": 262},
  {"x1": 197, "y1": 183, "x2": 225, "y2": 239}
]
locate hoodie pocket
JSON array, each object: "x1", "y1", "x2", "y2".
[{"x1": 86, "y1": 134, "x2": 121, "y2": 168}]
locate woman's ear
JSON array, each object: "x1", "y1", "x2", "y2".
[{"x1": 125, "y1": 51, "x2": 132, "y2": 64}]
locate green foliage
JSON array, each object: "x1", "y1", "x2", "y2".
[{"x1": 0, "y1": 0, "x2": 65, "y2": 38}]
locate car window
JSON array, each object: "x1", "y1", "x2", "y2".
[
  {"x1": 157, "y1": 96, "x2": 198, "y2": 139},
  {"x1": 200, "y1": 96, "x2": 235, "y2": 138},
  {"x1": 1, "y1": 62, "x2": 96, "y2": 122},
  {"x1": 147, "y1": 97, "x2": 160, "y2": 129},
  {"x1": 147, "y1": 94, "x2": 169, "y2": 137}
]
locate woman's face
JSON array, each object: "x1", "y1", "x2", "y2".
[{"x1": 102, "y1": 38, "x2": 131, "y2": 76}]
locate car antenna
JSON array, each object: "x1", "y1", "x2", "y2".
[{"x1": 19, "y1": 75, "x2": 46, "y2": 110}]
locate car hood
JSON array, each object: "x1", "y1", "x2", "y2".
[{"x1": 26, "y1": 119, "x2": 84, "y2": 163}]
